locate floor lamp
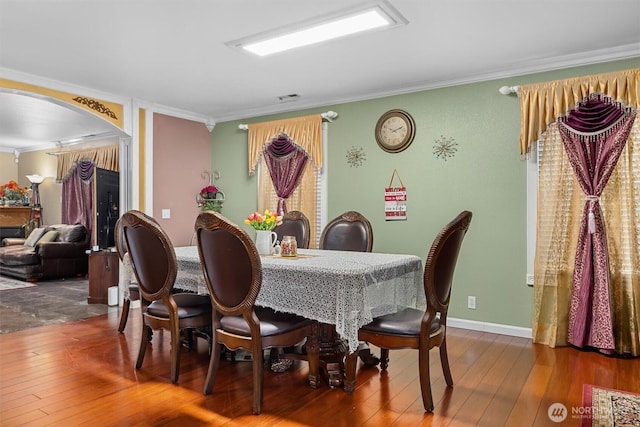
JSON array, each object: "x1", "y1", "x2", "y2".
[
  {"x1": 26, "y1": 174, "x2": 44, "y2": 207},
  {"x1": 26, "y1": 174, "x2": 44, "y2": 229}
]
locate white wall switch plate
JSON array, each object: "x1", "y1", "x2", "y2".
[
  {"x1": 161, "y1": 209, "x2": 171, "y2": 219},
  {"x1": 468, "y1": 295, "x2": 476, "y2": 310}
]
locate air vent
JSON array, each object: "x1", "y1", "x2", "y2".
[{"x1": 277, "y1": 94, "x2": 300, "y2": 103}]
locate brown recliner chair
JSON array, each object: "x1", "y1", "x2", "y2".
[
  {"x1": 194, "y1": 211, "x2": 320, "y2": 415},
  {"x1": 345, "y1": 210, "x2": 473, "y2": 412}
]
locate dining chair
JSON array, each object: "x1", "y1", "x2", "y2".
[
  {"x1": 194, "y1": 211, "x2": 320, "y2": 415},
  {"x1": 274, "y1": 210, "x2": 311, "y2": 249},
  {"x1": 120, "y1": 210, "x2": 212, "y2": 384},
  {"x1": 345, "y1": 210, "x2": 472, "y2": 412},
  {"x1": 114, "y1": 217, "x2": 140, "y2": 333},
  {"x1": 319, "y1": 210, "x2": 373, "y2": 252}
]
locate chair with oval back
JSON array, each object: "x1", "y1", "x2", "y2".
[
  {"x1": 319, "y1": 210, "x2": 373, "y2": 252},
  {"x1": 120, "y1": 210, "x2": 212, "y2": 384},
  {"x1": 344, "y1": 210, "x2": 472, "y2": 412},
  {"x1": 195, "y1": 211, "x2": 320, "y2": 415},
  {"x1": 274, "y1": 210, "x2": 311, "y2": 249},
  {"x1": 114, "y1": 217, "x2": 140, "y2": 333}
]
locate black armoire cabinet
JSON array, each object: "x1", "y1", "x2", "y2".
[{"x1": 95, "y1": 168, "x2": 119, "y2": 249}]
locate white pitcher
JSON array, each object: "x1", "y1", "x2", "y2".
[{"x1": 255, "y1": 230, "x2": 277, "y2": 255}]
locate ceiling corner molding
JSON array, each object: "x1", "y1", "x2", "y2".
[{"x1": 149, "y1": 103, "x2": 215, "y2": 128}]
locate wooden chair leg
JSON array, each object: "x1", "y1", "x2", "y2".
[
  {"x1": 440, "y1": 338, "x2": 453, "y2": 386},
  {"x1": 380, "y1": 348, "x2": 390, "y2": 370},
  {"x1": 203, "y1": 341, "x2": 222, "y2": 395},
  {"x1": 418, "y1": 345, "x2": 434, "y2": 412},
  {"x1": 252, "y1": 345, "x2": 264, "y2": 415},
  {"x1": 117, "y1": 298, "x2": 131, "y2": 332},
  {"x1": 135, "y1": 324, "x2": 150, "y2": 370},
  {"x1": 169, "y1": 320, "x2": 181, "y2": 384}
]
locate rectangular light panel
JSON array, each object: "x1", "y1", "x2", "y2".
[{"x1": 239, "y1": 8, "x2": 398, "y2": 56}]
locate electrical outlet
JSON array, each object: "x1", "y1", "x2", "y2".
[
  {"x1": 468, "y1": 295, "x2": 476, "y2": 310},
  {"x1": 161, "y1": 209, "x2": 171, "y2": 219},
  {"x1": 526, "y1": 274, "x2": 534, "y2": 286}
]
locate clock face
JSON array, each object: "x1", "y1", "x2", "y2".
[{"x1": 375, "y1": 110, "x2": 415, "y2": 153}]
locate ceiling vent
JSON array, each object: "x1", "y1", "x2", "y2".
[{"x1": 277, "y1": 94, "x2": 300, "y2": 103}]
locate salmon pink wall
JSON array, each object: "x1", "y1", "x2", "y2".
[{"x1": 153, "y1": 113, "x2": 211, "y2": 246}]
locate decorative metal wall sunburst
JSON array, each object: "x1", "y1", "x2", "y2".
[
  {"x1": 433, "y1": 135, "x2": 458, "y2": 161},
  {"x1": 346, "y1": 146, "x2": 366, "y2": 167}
]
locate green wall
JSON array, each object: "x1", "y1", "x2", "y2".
[{"x1": 209, "y1": 59, "x2": 638, "y2": 330}]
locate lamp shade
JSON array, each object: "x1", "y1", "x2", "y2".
[{"x1": 26, "y1": 174, "x2": 45, "y2": 184}]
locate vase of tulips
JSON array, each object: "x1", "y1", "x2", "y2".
[{"x1": 245, "y1": 210, "x2": 282, "y2": 255}]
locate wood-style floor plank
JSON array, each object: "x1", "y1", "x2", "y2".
[{"x1": 1, "y1": 309, "x2": 638, "y2": 426}]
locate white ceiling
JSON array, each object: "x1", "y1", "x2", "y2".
[{"x1": 1, "y1": 0, "x2": 639, "y2": 153}]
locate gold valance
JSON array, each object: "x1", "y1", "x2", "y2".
[
  {"x1": 518, "y1": 68, "x2": 640, "y2": 155},
  {"x1": 57, "y1": 145, "x2": 119, "y2": 181},
  {"x1": 247, "y1": 114, "x2": 323, "y2": 174}
]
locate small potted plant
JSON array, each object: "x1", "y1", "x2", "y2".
[
  {"x1": 198, "y1": 185, "x2": 224, "y2": 213},
  {"x1": 200, "y1": 185, "x2": 218, "y2": 200}
]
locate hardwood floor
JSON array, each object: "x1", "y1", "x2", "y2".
[{"x1": 0, "y1": 309, "x2": 638, "y2": 426}]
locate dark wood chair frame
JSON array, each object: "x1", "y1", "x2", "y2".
[
  {"x1": 274, "y1": 210, "x2": 311, "y2": 249},
  {"x1": 195, "y1": 211, "x2": 320, "y2": 415},
  {"x1": 114, "y1": 217, "x2": 140, "y2": 333},
  {"x1": 345, "y1": 210, "x2": 472, "y2": 412},
  {"x1": 120, "y1": 210, "x2": 212, "y2": 384},
  {"x1": 319, "y1": 210, "x2": 373, "y2": 252}
]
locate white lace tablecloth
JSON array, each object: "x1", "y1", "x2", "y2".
[{"x1": 173, "y1": 246, "x2": 424, "y2": 353}]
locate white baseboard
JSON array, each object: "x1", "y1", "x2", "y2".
[{"x1": 448, "y1": 317, "x2": 532, "y2": 339}]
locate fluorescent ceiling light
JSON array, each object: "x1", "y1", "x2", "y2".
[{"x1": 239, "y1": 8, "x2": 397, "y2": 56}]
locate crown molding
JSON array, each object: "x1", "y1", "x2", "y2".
[{"x1": 214, "y1": 43, "x2": 640, "y2": 123}]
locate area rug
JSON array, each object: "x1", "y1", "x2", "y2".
[
  {"x1": 581, "y1": 384, "x2": 640, "y2": 426},
  {"x1": 0, "y1": 275, "x2": 36, "y2": 291}
]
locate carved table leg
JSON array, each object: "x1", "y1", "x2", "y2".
[{"x1": 317, "y1": 323, "x2": 347, "y2": 388}]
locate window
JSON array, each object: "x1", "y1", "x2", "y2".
[{"x1": 256, "y1": 122, "x2": 329, "y2": 247}]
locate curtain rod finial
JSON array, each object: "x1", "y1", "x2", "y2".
[
  {"x1": 321, "y1": 111, "x2": 338, "y2": 121},
  {"x1": 499, "y1": 86, "x2": 519, "y2": 96}
]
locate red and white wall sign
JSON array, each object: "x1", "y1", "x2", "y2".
[{"x1": 384, "y1": 169, "x2": 407, "y2": 221}]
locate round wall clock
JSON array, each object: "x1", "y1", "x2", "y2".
[{"x1": 375, "y1": 109, "x2": 416, "y2": 153}]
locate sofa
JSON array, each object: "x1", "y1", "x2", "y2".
[{"x1": 0, "y1": 224, "x2": 90, "y2": 281}]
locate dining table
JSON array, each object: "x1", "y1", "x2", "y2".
[{"x1": 172, "y1": 245, "x2": 425, "y2": 389}]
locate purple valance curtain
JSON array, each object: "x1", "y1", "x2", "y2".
[
  {"x1": 558, "y1": 93, "x2": 636, "y2": 353},
  {"x1": 263, "y1": 133, "x2": 309, "y2": 215},
  {"x1": 61, "y1": 160, "x2": 95, "y2": 242}
]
